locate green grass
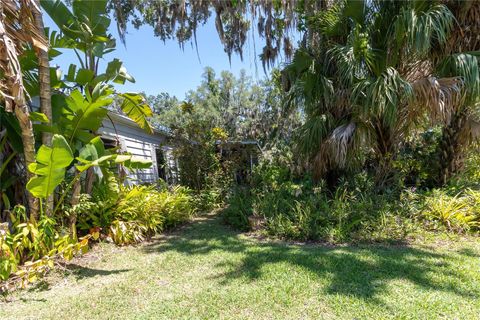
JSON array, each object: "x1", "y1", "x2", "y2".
[{"x1": 1, "y1": 214, "x2": 480, "y2": 319}]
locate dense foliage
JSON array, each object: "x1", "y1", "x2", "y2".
[
  {"x1": 146, "y1": 68, "x2": 301, "y2": 207},
  {"x1": 223, "y1": 150, "x2": 480, "y2": 242},
  {"x1": 1, "y1": 0, "x2": 479, "y2": 293},
  {"x1": 0, "y1": 0, "x2": 195, "y2": 290},
  {"x1": 72, "y1": 182, "x2": 195, "y2": 245},
  {"x1": 149, "y1": 67, "x2": 300, "y2": 148},
  {"x1": 282, "y1": 0, "x2": 479, "y2": 187}
]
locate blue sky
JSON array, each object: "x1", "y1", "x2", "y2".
[{"x1": 44, "y1": 13, "x2": 286, "y2": 100}]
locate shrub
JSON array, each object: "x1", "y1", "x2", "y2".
[
  {"x1": 109, "y1": 220, "x2": 147, "y2": 245},
  {"x1": 1, "y1": 206, "x2": 91, "y2": 289},
  {"x1": 420, "y1": 189, "x2": 480, "y2": 233},
  {"x1": 450, "y1": 151, "x2": 480, "y2": 189},
  {"x1": 74, "y1": 194, "x2": 116, "y2": 232},
  {"x1": 193, "y1": 187, "x2": 222, "y2": 212},
  {"x1": 72, "y1": 182, "x2": 196, "y2": 246},
  {"x1": 75, "y1": 175, "x2": 120, "y2": 232},
  {"x1": 163, "y1": 186, "x2": 196, "y2": 227},
  {"x1": 110, "y1": 185, "x2": 195, "y2": 245},
  {"x1": 223, "y1": 159, "x2": 480, "y2": 242},
  {"x1": 116, "y1": 185, "x2": 166, "y2": 235},
  {"x1": 221, "y1": 188, "x2": 253, "y2": 231}
]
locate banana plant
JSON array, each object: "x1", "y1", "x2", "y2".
[
  {"x1": 41, "y1": 0, "x2": 153, "y2": 133},
  {"x1": 75, "y1": 136, "x2": 152, "y2": 173},
  {"x1": 26, "y1": 0, "x2": 156, "y2": 216},
  {"x1": 26, "y1": 134, "x2": 151, "y2": 207},
  {"x1": 26, "y1": 134, "x2": 74, "y2": 199}
]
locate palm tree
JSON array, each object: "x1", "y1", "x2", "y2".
[
  {"x1": 0, "y1": 0, "x2": 48, "y2": 219},
  {"x1": 283, "y1": 0, "x2": 470, "y2": 187},
  {"x1": 435, "y1": 1, "x2": 480, "y2": 185},
  {"x1": 32, "y1": 0, "x2": 54, "y2": 214}
]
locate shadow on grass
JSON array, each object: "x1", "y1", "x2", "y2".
[
  {"x1": 64, "y1": 264, "x2": 131, "y2": 280},
  {"x1": 457, "y1": 247, "x2": 480, "y2": 258},
  {"x1": 27, "y1": 280, "x2": 51, "y2": 293},
  {"x1": 143, "y1": 215, "x2": 479, "y2": 303}
]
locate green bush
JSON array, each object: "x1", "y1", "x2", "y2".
[
  {"x1": 1, "y1": 206, "x2": 90, "y2": 286},
  {"x1": 392, "y1": 128, "x2": 442, "y2": 188},
  {"x1": 72, "y1": 182, "x2": 196, "y2": 246},
  {"x1": 420, "y1": 188, "x2": 480, "y2": 233},
  {"x1": 221, "y1": 188, "x2": 253, "y2": 231},
  {"x1": 109, "y1": 220, "x2": 147, "y2": 245},
  {"x1": 75, "y1": 175, "x2": 120, "y2": 232},
  {"x1": 223, "y1": 159, "x2": 480, "y2": 242},
  {"x1": 162, "y1": 186, "x2": 196, "y2": 228},
  {"x1": 193, "y1": 187, "x2": 222, "y2": 212},
  {"x1": 111, "y1": 185, "x2": 195, "y2": 244}
]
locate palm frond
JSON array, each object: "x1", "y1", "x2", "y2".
[
  {"x1": 354, "y1": 67, "x2": 413, "y2": 127},
  {"x1": 309, "y1": 1, "x2": 346, "y2": 38},
  {"x1": 312, "y1": 122, "x2": 361, "y2": 177},
  {"x1": 296, "y1": 113, "x2": 333, "y2": 156},
  {"x1": 436, "y1": 53, "x2": 480, "y2": 107},
  {"x1": 325, "y1": 122, "x2": 357, "y2": 168},
  {"x1": 410, "y1": 76, "x2": 463, "y2": 123},
  {"x1": 392, "y1": 3, "x2": 453, "y2": 58},
  {"x1": 464, "y1": 117, "x2": 480, "y2": 143}
]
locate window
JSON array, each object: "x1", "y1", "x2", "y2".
[
  {"x1": 155, "y1": 147, "x2": 167, "y2": 181},
  {"x1": 100, "y1": 136, "x2": 118, "y2": 149}
]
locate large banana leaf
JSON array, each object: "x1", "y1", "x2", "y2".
[
  {"x1": 60, "y1": 89, "x2": 112, "y2": 144},
  {"x1": 75, "y1": 155, "x2": 115, "y2": 173},
  {"x1": 76, "y1": 137, "x2": 151, "y2": 172},
  {"x1": 119, "y1": 93, "x2": 154, "y2": 134},
  {"x1": 76, "y1": 154, "x2": 152, "y2": 172},
  {"x1": 72, "y1": 0, "x2": 110, "y2": 35},
  {"x1": 79, "y1": 136, "x2": 105, "y2": 160},
  {"x1": 115, "y1": 155, "x2": 152, "y2": 169},
  {"x1": 41, "y1": 0, "x2": 77, "y2": 40},
  {"x1": 26, "y1": 135, "x2": 74, "y2": 199},
  {"x1": 76, "y1": 136, "x2": 111, "y2": 174},
  {"x1": 42, "y1": 0, "x2": 110, "y2": 48}
]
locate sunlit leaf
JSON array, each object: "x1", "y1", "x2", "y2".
[{"x1": 26, "y1": 135, "x2": 74, "y2": 198}]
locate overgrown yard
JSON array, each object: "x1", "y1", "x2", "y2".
[{"x1": 1, "y1": 214, "x2": 480, "y2": 320}]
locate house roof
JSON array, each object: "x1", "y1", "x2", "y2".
[{"x1": 107, "y1": 111, "x2": 172, "y2": 137}]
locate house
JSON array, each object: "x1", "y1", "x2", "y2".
[
  {"x1": 32, "y1": 95, "x2": 261, "y2": 186},
  {"x1": 99, "y1": 113, "x2": 262, "y2": 186},
  {"x1": 99, "y1": 112, "x2": 180, "y2": 185}
]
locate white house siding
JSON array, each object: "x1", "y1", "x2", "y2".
[{"x1": 99, "y1": 113, "x2": 177, "y2": 185}]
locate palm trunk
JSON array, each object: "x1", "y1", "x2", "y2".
[
  {"x1": 70, "y1": 172, "x2": 81, "y2": 240},
  {"x1": 32, "y1": 1, "x2": 54, "y2": 216},
  {"x1": 435, "y1": 2, "x2": 480, "y2": 186},
  {"x1": 85, "y1": 168, "x2": 95, "y2": 194},
  {"x1": 14, "y1": 104, "x2": 40, "y2": 219},
  {"x1": 0, "y1": 8, "x2": 39, "y2": 220},
  {"x1": 438, "y1": 110, "x2": 467, "y2": 185},
  {"x1": 373, "y1": 122, "x2": 395, "y2": 189}
]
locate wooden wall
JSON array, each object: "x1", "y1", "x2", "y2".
[{"x1": 99, "y1": 113, "x2": 178, "y2": 185}]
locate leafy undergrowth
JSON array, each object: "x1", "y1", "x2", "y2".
[{"x1": 1, "y1": 214, "x2": 479, "y2": 320}]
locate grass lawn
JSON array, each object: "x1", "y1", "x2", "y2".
[{"x1": 1, "y1": 214, "x2": 480, "y2": 320}]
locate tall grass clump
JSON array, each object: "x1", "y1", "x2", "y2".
[{"x1": 73, "y1": 182, "x2": 195, "y2": 245}]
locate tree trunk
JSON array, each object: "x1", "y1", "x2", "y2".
[
  {"x1": 69, "y1": 174, "x2": 81, "y2": 240},
  {"x1": 438, "y1": 111, "x2": 467, "y2": 185},
  {"x1": 0, "y1": 9, "x2": 39, "y2": 220},
  {"x1": 85, "y1": 168, "x2": 96, "y2": 194},
  {"x1": 32, "y1": 1, "x2": 54, "y2": 216},
  {"x1": 373, "y1": 122, "x2": 395, "y2": 189},
  {"x1": 14, "y1": 105, "x2": 40, "y2": 219}
]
